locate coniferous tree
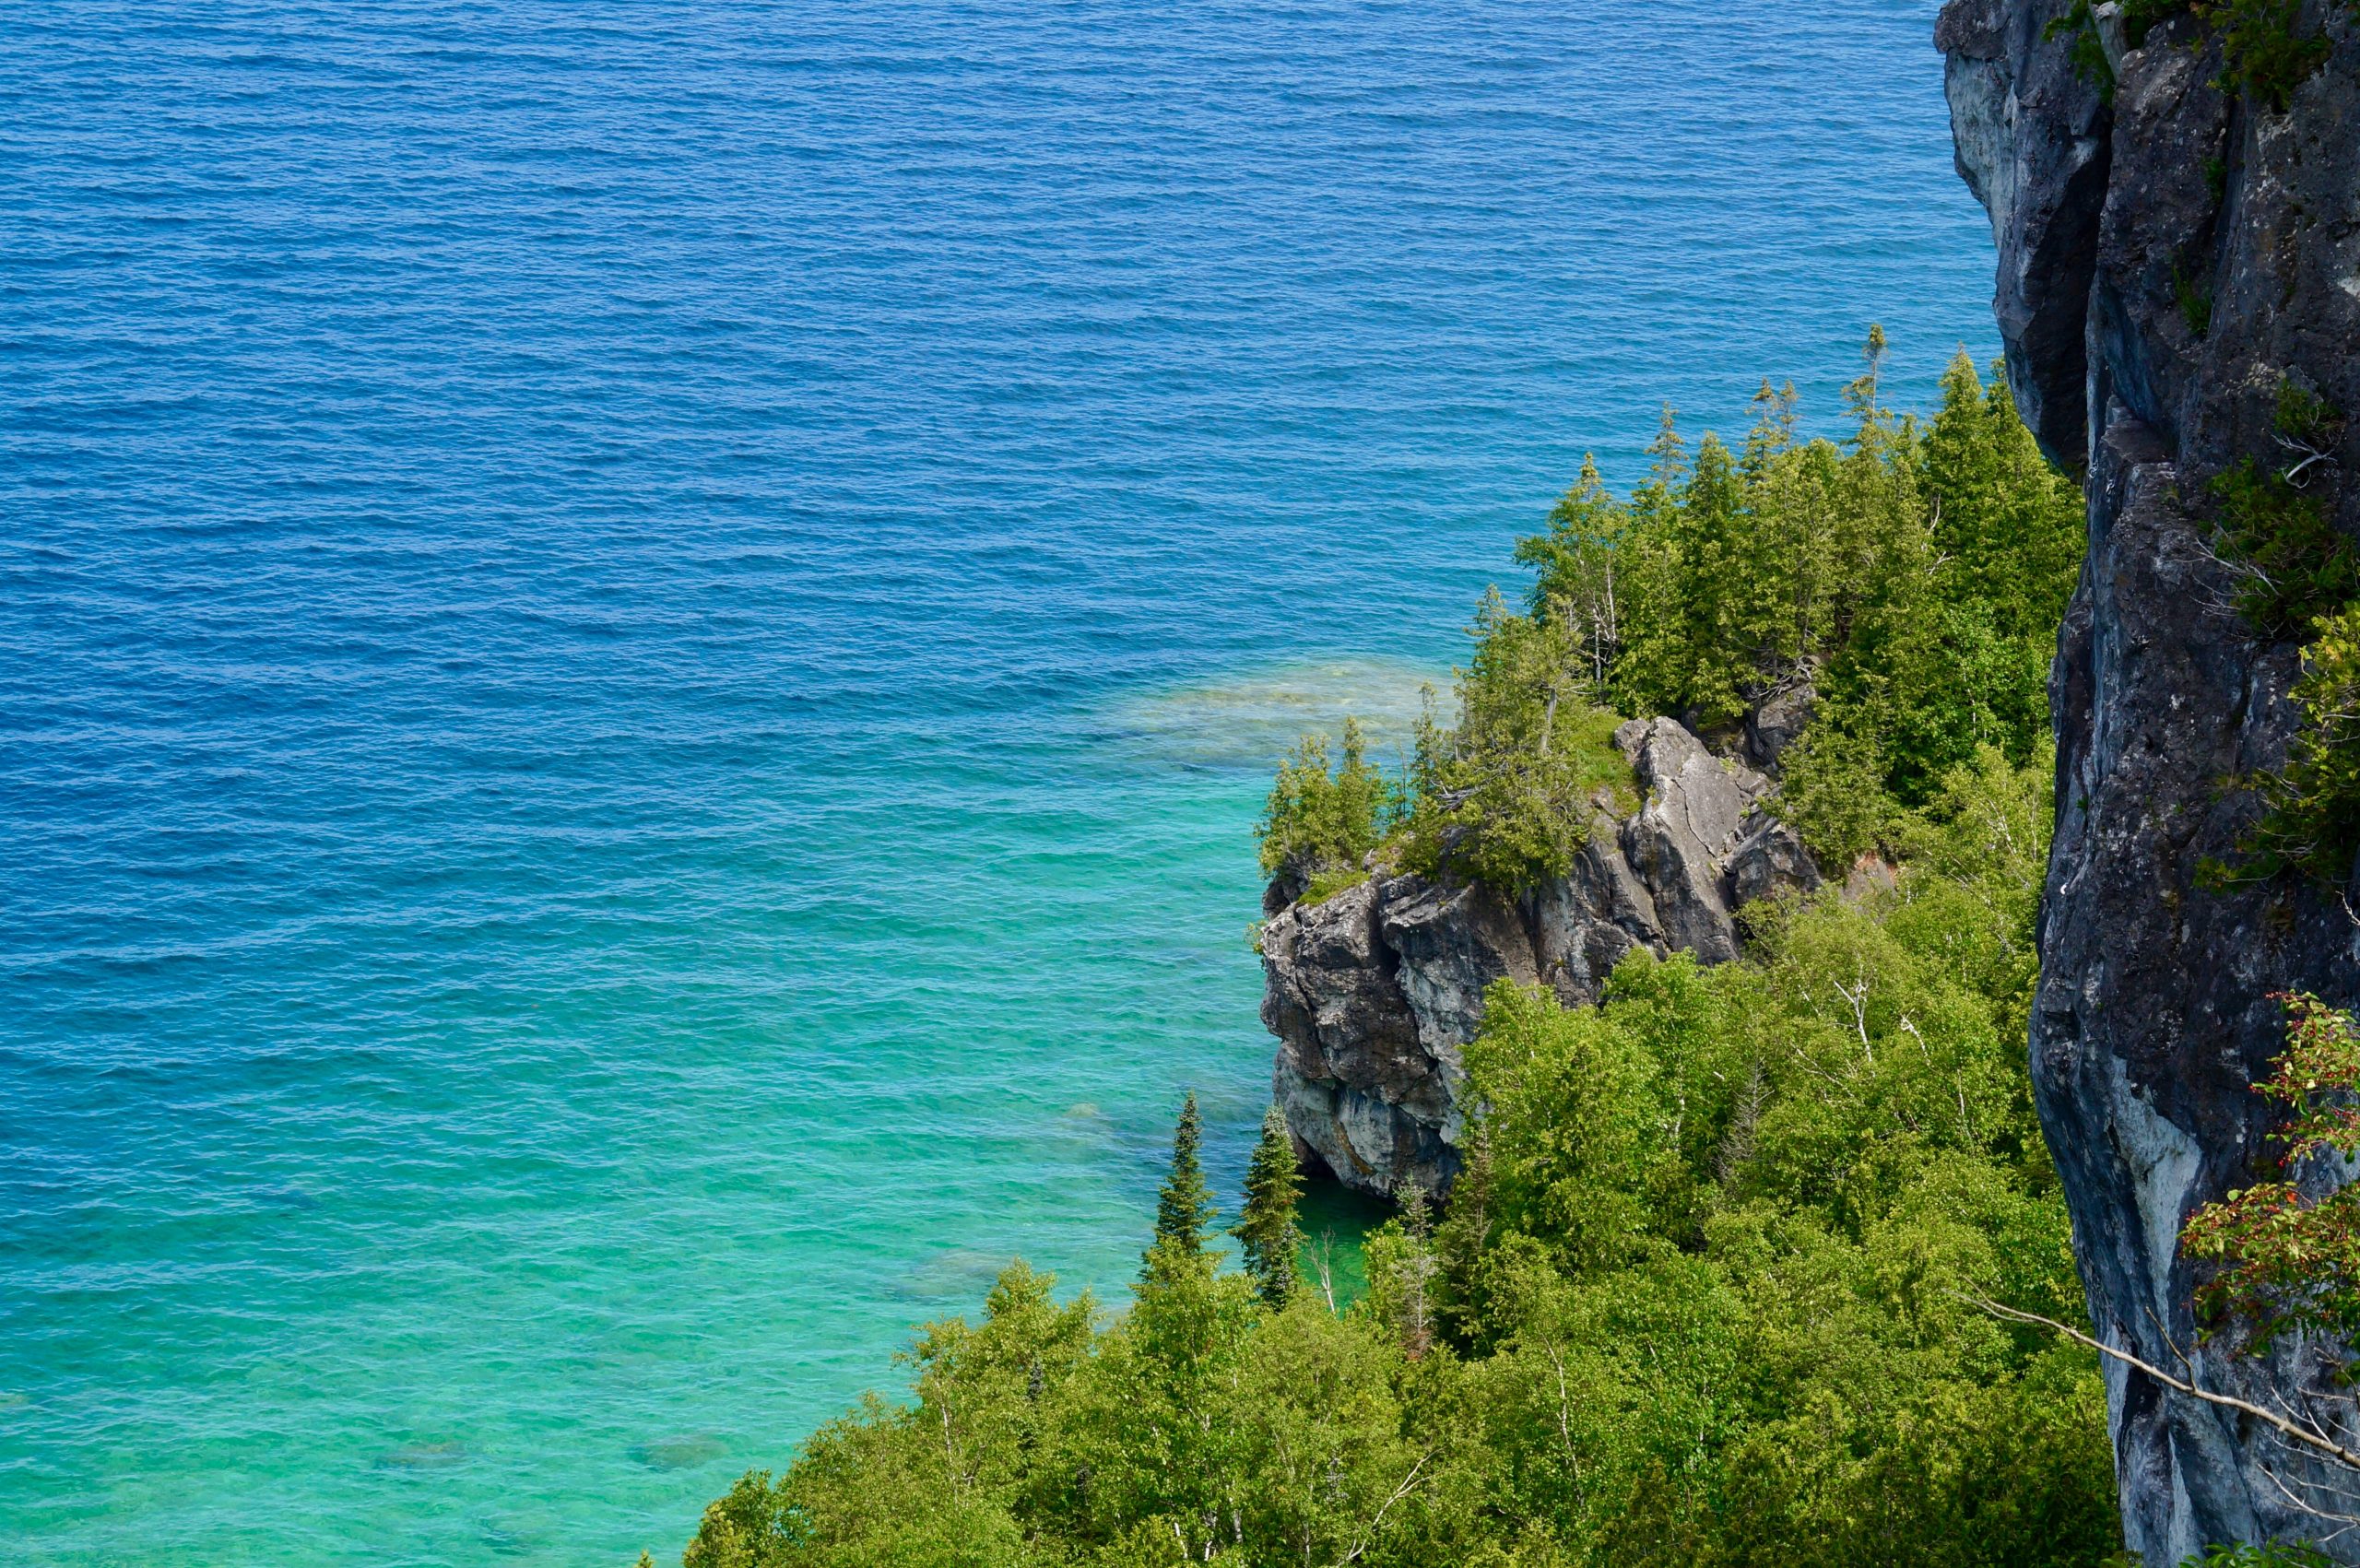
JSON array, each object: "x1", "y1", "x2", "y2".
[
  {"x1": 1366, "y1": 1181, "x2": 1437, "y2": 1359},
  {"x1": 1149, "y1": 1091, "x2": 1215, "y2": 1267},
  {"x1": 1232, "y1": 1103, "x2": 1303, "y2": 1308},
  {"x1": 1433, "y1": 1123, "x2": 1495, "y2": 1349}
]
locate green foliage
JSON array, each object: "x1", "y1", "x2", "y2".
[
  {"x1": 2179, "y1": 1541, "x2": 2339, "y2": 1567},
  {"x1": 2177, "y1": 261, "x2": 2215, "y2": 337},
  {"x1": 1775, "y1": 719, "x2": 1896, "y2": 871},
  {"x1": 2043, "y1": 0, "x2": 2346, "y2": 112},
  {"x1": 1504, "y1": 339, "x2": 2079, "y2": 867},
  {"x1": 2204, "y1": 0, "x2": 2331, "y2": 112},
  {"x1": 2233, "y1": 603, "x2": 2360, "y2": 885},
  {"x1": 1278, "y1": 337, "x2": 2076, "y2": 888},
  {"x1": 2182, "y1": 994, "x2": 2360, "y2": 1351},
  {"x1": 684, "y1": 749, "x2": 2122, "y2": 1568},
  {"x1": 1150, "y1": 1092, "x2": 1216, "y2": 1268},
  {"x1": 1298, "y1": 864, "x2": 1368, "y2": 906},
  {"x1": 2044, "y1": 0, "x2": 2184, "y2": 97},
  {"x1": 1398, "y1": 601, "x2": 1635, "y2": 890},
  {"x1": 688, "y1": 345, "x2": 2118, "y2": 1567},
  {"x1": 2046, "y1": 0, "x2": 2122, "y2": 95},
  {"x1": 2203, "y1": 378, "x2": 2360, "y2": 890},
  {"x1": 1437, "y1": 748, "x2": 2111, "y2": 1565},
  {"x1": 2276, "y1": 376, "x2": 2345, "y2": 454},
  {"x1": 682, "y1": 1471, "x2": 801, "y2": 1568},
  {"x1": 2210, "y1": 457, "x2": 2360, "y2": 633},
  {"x1": 1459, "y1": 973, "x2": 1693, "y2": 1271},
  {"x1": 1233, "y1": 1105, "x2": 1304, "y2": 1309},
  {"x1": 1256, "y1": 716, "x2": 1395, "y2": 882},
  {"x1": 1361, "y1": 1184, "x2": 1442, "y2": 1359}
]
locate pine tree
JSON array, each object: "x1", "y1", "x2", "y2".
[
  {"x1": 1232, "y1": 1104, "x2": 1303, "y2": 1308},
  {"x1": 1149, "y1": 1091, "x2": 1216, "y2": 1267}
]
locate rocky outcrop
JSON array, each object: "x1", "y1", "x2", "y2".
[
  {"x1": 1941, "y1": 4, "x2": 2360, "y2": 1559},
  {"x1": 1743, "y1": 666, "x2": 1817, "y2": 775},
  {"x1": 1260, "y1": 717, "x2": 1818, "y2": 1197}
]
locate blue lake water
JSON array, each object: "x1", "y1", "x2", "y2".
[{"x1": 0, "y1": 1, "x2": 1998, "y2": 1561}]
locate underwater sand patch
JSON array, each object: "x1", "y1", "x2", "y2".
[
  {"x1": 1103, "y1": 655, "x2": 1445, "y2": 770},
  {"x1": 891, "y1": 1247, "x2": 1019, "y2": 1303},
  {"x1": 376, "y1": 1438, "x2": 469, "y2": 1472},
  {"x1": 630, "y1": 1434, "x2": 730, "y2": 1472}
]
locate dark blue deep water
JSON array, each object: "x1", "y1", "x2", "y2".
[{"x1": 0, "y1": 2, "x2": 1998, "y2": 1561}]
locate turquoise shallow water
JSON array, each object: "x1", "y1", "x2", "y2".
[{"x1": 0, "y1": 1, "x2": 1998, "y2": 1561}]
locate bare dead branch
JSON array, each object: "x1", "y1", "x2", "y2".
[
  {"x1": 1330, "y1": 1451, "x2": 1430, "y2": 1567},
  {"x1": 1965, "y1": 1295, "x2": 2360, "y2": 1473},
  {"x1": 2258, "y1": 1456, "x2": 2360, "y2": 1540}
]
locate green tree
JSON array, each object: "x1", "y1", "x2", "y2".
[
  {"x1": 685, "y1": 349, "x2": 2123, "y2": 1568},
  {"x1": 1440, "y1": 332, "x2": 2081, "y2": 873},
  {"x1": 1233, "y1": 1104, "x2": 1304, "y2": 1309},
  {"x1": 1257, "y1": 716, "x2": 1394, "y2": 890},
  {"x1": 1399, "y1": 591, "x2": 1635, "y2": 890},
  {"x1": 681, "y1": 1472, "x2": 798, "y2": 1568},
  {"x1": 1150, "y1": 1091, "x2": 1216, "y2": 1267},
  {"x1": 1515, "y1": 455, "x2": 1634, "y2": 688},
  {"x1": 2236, "y1": 604, "x2": 2360, "y2": 886}
]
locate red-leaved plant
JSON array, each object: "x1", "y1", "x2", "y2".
[{"x1": 2182, "y1": 993, "x2": 2360, "y2": 1352}]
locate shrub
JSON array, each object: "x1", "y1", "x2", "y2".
[
  {"x1": 2236, "y1": 604, "x2": 2360, "y2": 886},
  {"x1": 2045, "y1": 0, "x2": 2346, "y2": 111},
  {"x1": 2206, "y1": 0, "x2": 2331, "y2": 112},
  {"x1": 1398, "y1": 595, "x2": 1635, "y2": 891},
  {"x1": 1257, "y1": 716, "x2": 1396, "y2": 881},
  {"x1": 2210, "y1": 458, "x2": 2358, "y2": 634},
  {"x1": 2182, "y1": 994, "x2": 2360, "y2": 1351}
]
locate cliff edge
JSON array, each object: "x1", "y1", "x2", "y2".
[
  {"x1": 1941, "y1": 1, "x2": 2360, "y2": 1557},
  {"x1": 1260, "y1": 714, "x2": 1818, "y2": 1198}
]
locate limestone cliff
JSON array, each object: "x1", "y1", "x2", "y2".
[
  {"x1": 1259, "y1": 716, "x2": 1817, "y2": 1197},
  {"x1": 1940, "y1": 2, "x2": 2360, "y2": 1557}
]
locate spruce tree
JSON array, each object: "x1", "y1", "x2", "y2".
[
  {"x1": 1149, "y1": 1091, "x2": 1216, "y2": 1267},
  {"x1": 1232, "y1": 1103, "x2": 1303, "y2": 1308}
]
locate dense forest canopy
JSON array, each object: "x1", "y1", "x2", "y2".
[
  {"x1": 1386, "y1": 338, "x2": 2083, "y2": 890},
  {"x1": 661, "y1": 342, "x2": 2140, "y2": 1567}
]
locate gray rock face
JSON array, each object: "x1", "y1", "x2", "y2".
[
  {"x1": 1940, "y1": 0, "x2": 2112, "y2": 471},
  {"x1": 1618, "y1": 717, "x2": 1772, "y2": 963},
  {"x1": 1743, "y1": 669, "x2": 1816, "y2": 774},
  {"x1": 1940, "y1": 4, "x2": 2360, "y2": 1557},
  {"x1": 1261, "y1": 717, "x2": 1818, "y2": 1197}
]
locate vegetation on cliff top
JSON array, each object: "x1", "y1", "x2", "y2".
[
  {"x1": 661, "y1": 342, "x2": 2137, "y2": 1568},
  {"x1": 1260, "y1": 337, "x2": 2082, "y2": 889}
]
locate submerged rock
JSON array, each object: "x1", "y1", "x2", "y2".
[{"x1": 1261, "y1": 715, "x2": 1819, "y2": 1197}]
